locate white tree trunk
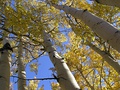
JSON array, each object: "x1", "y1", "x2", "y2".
[
  {"x1": 0, "y1": 39, "x2": 11, "y2": 90},
  {"x1": 18, "y1": 41, "x2": 27, "y2": 90},
  {"x1": 94, "y1": 0, "x2": 120, "y2": 8},
  {"x1": 88, "y1": 43, "x2": 120, "y2": 74},
  {"x1": 69, "y1": 21, "x2": 120, "y2": 74},
  {"x1": 43, "y1": 31, "x2": 81, "y2": 90},
  {"x1": 52, "y1": 4, "x2": 120, "y2": 53}
]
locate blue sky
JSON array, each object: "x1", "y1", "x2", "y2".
[{"x1": 10, "y1": 55, "x2": 57, "y2": 90}]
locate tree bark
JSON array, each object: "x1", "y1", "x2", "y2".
[
  {"x1": 43, "y1": 31, "x2": 81, "y2": 90},
  {"x1": 18, "y1": 40, "x2": 27, "y2": 90},
  {"x1": 52, "y1": 4, "x2": 120, "y2": 53},
  {"x1": 0, "y1": 39, "x2": 11, "y2": 90},
  {"x1": 94, "y1": 0, "x2": 120, "y2": 8}
]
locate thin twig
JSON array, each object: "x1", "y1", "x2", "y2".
[{"x1": 11, "y1": 76, "x2": 56, "y2": 81}]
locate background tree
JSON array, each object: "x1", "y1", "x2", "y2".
[
  {"x1": 0, "y1": 38, "x2": 11, "y2": 90},
  {"x1": 17, "y1": 40, "x2": 27, "y2": 90}
]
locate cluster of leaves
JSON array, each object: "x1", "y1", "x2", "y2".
[
  {"x1": 27, "y1": 79, "x2": 40, "y2": 90},
  {"x1": 64, "y1": 32, "x2": 120, "y2": 90},
  {"x1": 0, "y1": 0, "x2": 120, "y2": 89}
]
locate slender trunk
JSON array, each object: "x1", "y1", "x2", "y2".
[
  {"x1": 43, "y1": 31, "x2": 81, "y2": 90},
  {"x1": 94, "y1": 0, "x2": 120, "y2": 8},
  {"x1": 52, "y1": 4, "x2": 120, "y2": 53},
  {"x1": 0, "y1": 39, "x2": 11, "y2": 90},
  {"x1": 88, "y1": 42, "x2": 120, "y2": 74},
  {"x1": 18, "y1": 41, "x2": 27, "y2": 90},
  {"x1": 68, "y1": 19, "x2": 120, "y2": 74}
]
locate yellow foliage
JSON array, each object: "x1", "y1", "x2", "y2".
[
  {"x1": 1, "y1": 0, "x2": 120, "y2": 89},
  {"x1": 28, "y1": 79, "x2": 40, "y2": 90},
  {"x1": 64, "y1": 31, "x2": 120, "y2": 89},
  {"x1": 51, "y1": 82, "x2": 61, "y2": 90}
]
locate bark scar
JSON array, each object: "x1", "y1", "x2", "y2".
[
  {"x1": 83, "y1": 9, "x2": 87, "y2": 12},
  {"x1": 96, "y1": 21, "x2": 103, "y2": 25},
  {"x1": 95, "y1": 0, "x2": 100, "y2": 3},
  {"x1": 0, "y1": 42, "x2": 13, "y2": 53},
  {"x1": 115, "y1": 31, "x2": 119, "y2": 34}
]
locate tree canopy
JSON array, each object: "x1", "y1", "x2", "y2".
[{"x1": 0, "y1": 0, "x2": 120, "y2": 90}]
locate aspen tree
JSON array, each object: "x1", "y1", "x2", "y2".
[
  {"x1": 0, "y1": 38, "x2": 11, "y2": 90},
  {"x1": 52, "y1": 4, "x2": 120, "y2": 53},
  {"x1": 43, "y1": 31, "x2": 81, "y2": 90},
  {"x1": 17, "y1": 40, "x2": 27, "y2": 90}
]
